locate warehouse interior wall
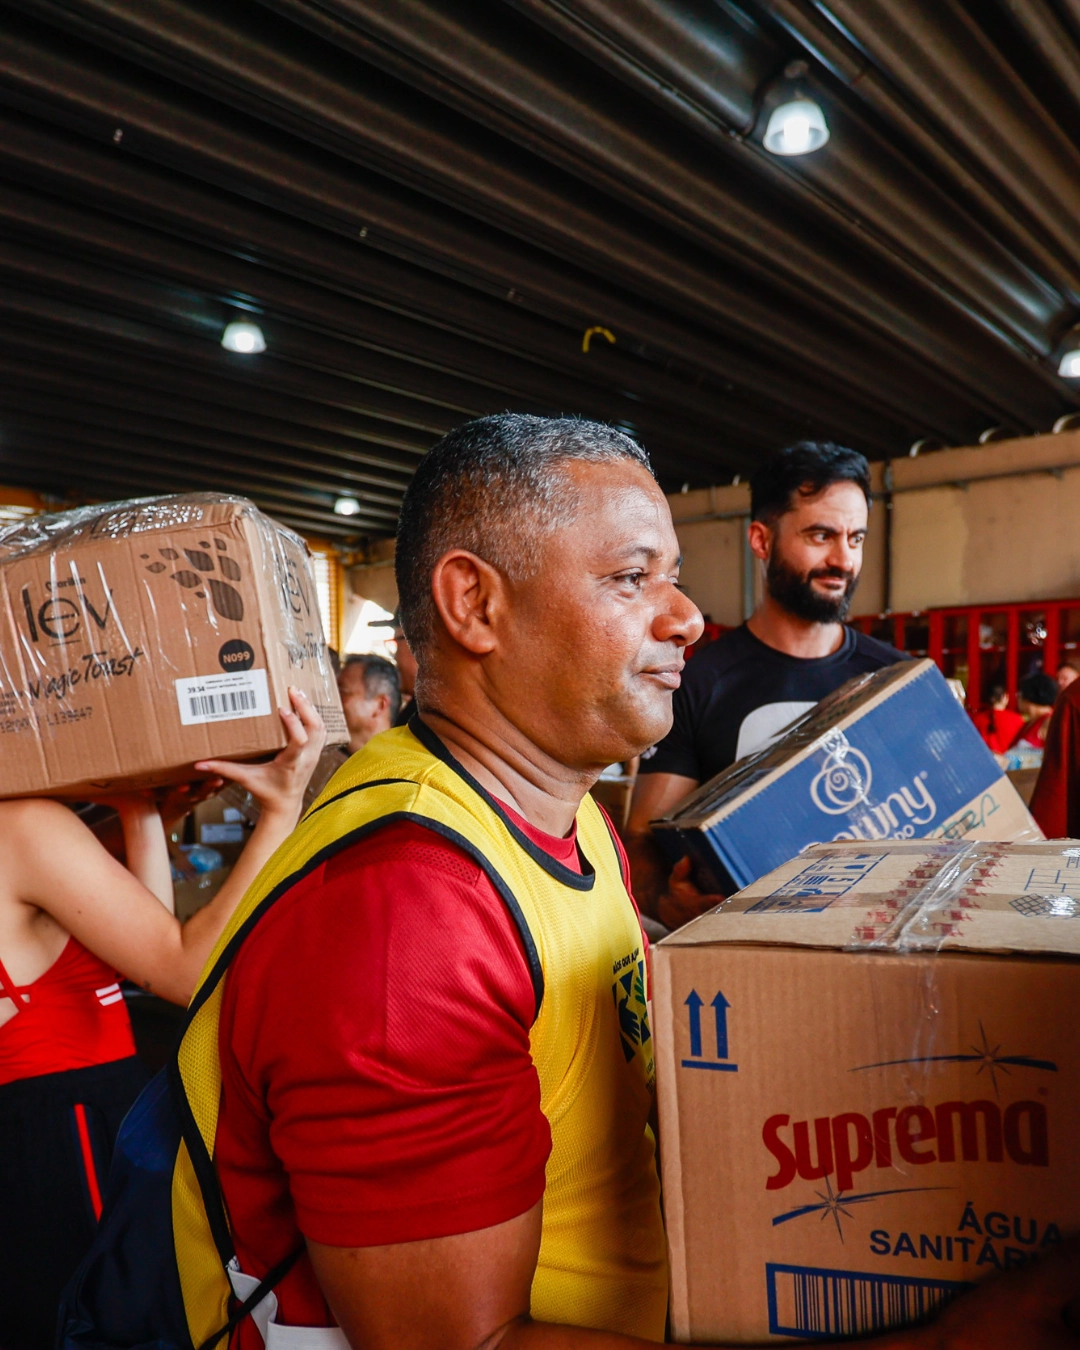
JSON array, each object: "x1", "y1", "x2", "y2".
[
  {"x1": 889, "y1": 432, "x2": 1080, "y2": 612},
  {"x1": 670, "y1": 433, "x2": 1080, "y2": 623},
  {"x1": 347, "y1": 538, "x2": 399, "y2": 617}
]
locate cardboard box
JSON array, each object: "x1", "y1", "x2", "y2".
[
  {"x1": 652, "y1": 840, "x2": 1080, "y2": 1343},
  {"x1": 654, "y1": 659, "x2": 1041, "y2": 893},
  {"x1": 0, "y1": 494, "x2": 346, "y2": 797},
  {"x1": 193, "y1": 795, "x2": 251, "y2": 865}
]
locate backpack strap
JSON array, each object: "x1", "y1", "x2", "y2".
[{"x1": 196, "y1": 1245, "x2": 305, "y2": 1350}]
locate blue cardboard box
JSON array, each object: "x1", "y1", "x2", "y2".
[{"x1": 654, "y1": 659, "x2": 1040, "y2": 892}]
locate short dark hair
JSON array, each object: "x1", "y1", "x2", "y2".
[
  {"x1": 1020, "y1": 672, "x2": 1058, "y2": 707},
  {"x1": 395, "y1": 413, "x2": 653, "y2": 655},
  {"x1": 750, "y1": 441, "x2": 872, "y2": 524},
  {"x1": 342, "y1": 653, "x2": 401, "y2": 721}
]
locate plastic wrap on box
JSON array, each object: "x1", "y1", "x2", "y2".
[
  {"x1": 700, "y1": 839, "x2": 1080, "y2": 955},
  {"x1": 0, "y1": 493, "x2": 346, "y2": 797}
]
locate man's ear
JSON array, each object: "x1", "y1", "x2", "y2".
[
  {"x1": 430, "y1": 549, "x2": 505, "y2": 655},
  {"x1": 746, "y1": 518, "x2": 773, "y2": 565}
]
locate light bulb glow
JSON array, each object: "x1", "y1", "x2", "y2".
[
  {"x1": 334, "y1": 496, "x2": 361, "y2": 517},
  {"x1": 782, "y1": 114, "x2": 811, "y2": 153},
  {"x1": 221, "y1": 321, "x2": 266, "y2": 354},
  {"x1": 763, "y1": 99, "x2": 830, "y2": 156},
  {"x1": 1059, "y1": 349, "x2": 1080, "y2": 378}
]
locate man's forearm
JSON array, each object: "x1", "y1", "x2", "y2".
[{"x1": 624, "y1": 829, "x2": 669, "y2": 920}]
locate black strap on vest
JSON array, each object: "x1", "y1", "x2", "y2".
[
  {"x1": 409, "y1": 716, "x2": 598, "y2": 891},
  {"x1": 195, "y1": 1243, "x2": 305, "y2": 1350}
]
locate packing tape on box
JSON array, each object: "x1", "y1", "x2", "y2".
[{"x1": 841, "y1": 839, "x2": 1077, "y2": 952}]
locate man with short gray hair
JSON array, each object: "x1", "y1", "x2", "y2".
[
  {"x1": 208, "y1": 413, "x2": 1077, "y2": 1350},
  {"x1": 337, "y1": 653, "x2": 400, "y2": 754}
]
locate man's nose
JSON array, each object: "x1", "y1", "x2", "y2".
[
  {"x1": 828, "y1": 535, "x2": 858, "y2": 571},
  {"x1": 655, "y1": 588, "x2": 704, "y2": 648}
]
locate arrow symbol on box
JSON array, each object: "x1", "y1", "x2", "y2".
[
  {"x1": 685, "y1": 990, "x2": 703, "y2": 1058},
  {"x1": 712, "y1": 991, "x2": 731, "y2": 1060}
]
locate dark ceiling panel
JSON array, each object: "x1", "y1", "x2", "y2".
[{"x1": 0, "y1": 0, "x2": 1076, "y2": 537}]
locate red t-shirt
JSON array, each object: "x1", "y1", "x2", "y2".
[
  {"x1": 216, "y1": 801, "x2": 641, "y2": 1339},
  {"x1": 971, "y1": 706, "x2": 1026, "y2": 754}
]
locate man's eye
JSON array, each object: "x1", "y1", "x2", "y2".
[{"x1": 617, "y1": 571, "x2": 645, "y2": 587}]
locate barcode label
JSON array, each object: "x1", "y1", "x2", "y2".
[
  {"x1": 766, "y1": 1263, "x2": 969, "y2": 1339},
  {"x1": 175, "y1": 670, "x2": 271, "y2": 726}
]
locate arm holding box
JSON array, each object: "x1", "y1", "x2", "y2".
[
  {"x1": 307, "y1": 1210, "x2": 1079, "y2": 1350},
  {"x1": 626, "y1": 770, "x2": 722, "y2": 928},
  {"x1": 0, "y1": 688, "x2": 324, "y2": 1007}
]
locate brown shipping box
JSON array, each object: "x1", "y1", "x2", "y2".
[
  {"x1": 652, "y1": 840, "x2": 1080, "y2": 1343},
  {"x1": 0, "y1": 494, "x2": 346, "y2": 797}
]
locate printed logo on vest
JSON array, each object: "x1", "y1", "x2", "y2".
[{"x1": 612, "y1": 950, "x2": 654, "y2": 1087}]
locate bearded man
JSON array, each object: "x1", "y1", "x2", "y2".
[{"x1": 628, "y1": 440, "x2": 903, "y2": 930}]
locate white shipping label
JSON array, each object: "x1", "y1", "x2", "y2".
[{"x1": 175, "y1": 669, "x2": 271, "y2": 726}]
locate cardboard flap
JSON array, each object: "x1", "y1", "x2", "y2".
[{"x1": 662, "y1": 841, "x2": 1080, "y2": 958}]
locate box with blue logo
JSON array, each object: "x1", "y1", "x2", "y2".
[
  {"x1": 654, "y1": 659, "x2": 1040, "y2": 893},
  {"x1": 652, "y1": 840, "x2": 1080, "y2": 1343}
]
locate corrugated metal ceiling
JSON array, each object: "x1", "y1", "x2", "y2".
[{"x1": 2, "y1": 0, "x2": 1080, "y2": 537}]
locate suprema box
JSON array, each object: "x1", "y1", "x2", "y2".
[
  {"x1": 0, "y1": 494, "x2": 346, "y2": 796},
  {"x1": 654, "y1": 659, "x2": 1041, "y2": 893},
  {"x1": 652, "y1": 840, "x2": 1080, "y2": 1343}
]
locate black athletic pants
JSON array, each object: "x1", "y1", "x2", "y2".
[{"x1": 0, "y1": 1057, "x2": 148, "y2": 1350}]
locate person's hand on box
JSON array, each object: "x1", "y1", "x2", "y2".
[
  {"x1": 156, "y1": 778, "x2": 226, "y2": 837},
  {"x1": 657, "y1": 855, "x2": 725, "y2": 930},
  {"x1": 194, "y1": 687, "x2": 325, "y2": 829},
  {"x1": 893, "y1": 1237, "x2": 1080, "y2": 1350}
]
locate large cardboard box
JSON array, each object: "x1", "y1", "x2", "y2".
[
  {"x1": 0, "y1": 494, "x2": 346, "y2": 797},
  {"x1": 654, "y1": 659, "x2": 1041, "y2": 893},
  {"x1": 652, "y1": 840, "x2": 1080, "y2": 1343}
]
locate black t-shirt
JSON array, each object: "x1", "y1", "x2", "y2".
[{"x1": 641, "y1": 623, "x2": 905, "y2": 785}]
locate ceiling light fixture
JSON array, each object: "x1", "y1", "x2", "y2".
[
  {"x1": 1059, "y1": 349, "x2": 1080, "y2": 378},
  {"x1": 221, "y1": 320, "x2": 266, "y2": 354},
  {"x1": 761, "y1": 61, "x2": 830, "y2": 158},
  {"x1": 334, "y1": 495, "x2": 361, "y2": 517},
  {"x1": 764, "y1": 99, "x2": 829, "y2": 156}
]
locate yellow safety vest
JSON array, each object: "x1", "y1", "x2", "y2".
[{"x1": 172, "y1": 721, "x2": 669, "y2": 1345}]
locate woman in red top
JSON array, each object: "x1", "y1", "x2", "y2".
[
  {"x1": 971, "y1": 684, "x2": 1025, "y2": 754},
  {"x1": 0, "y1": 688, "x2": 325, "y2": 1350}
]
